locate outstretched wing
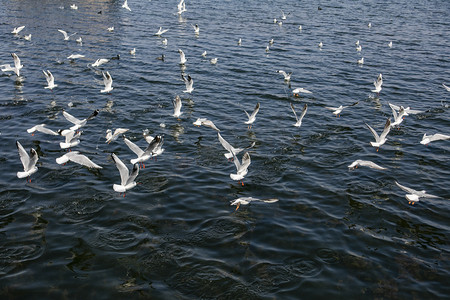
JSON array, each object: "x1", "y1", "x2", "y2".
[
  {"x1": 16, "y1": 141, "x2": 30, "y2": 170},
  {"x1": 126, "y1": 164, "x2": 139, "y2": 186},
  {"x1": 365, "y1": 122, "x2": 380, "y2": 141},
  {"x1": 124, "y1": 138, "x2": 145, "y2": 157},
  {"x1": 112, "y1": 153, "x2": 129, "y2": 186},
  {"x1": 395, "y1": 181, "x2": 418, "y2": 194}
]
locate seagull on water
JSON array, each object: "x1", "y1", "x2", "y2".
[
  {"x1": 325, "y1": 101, "x2": 359, "y2": 117},
  {"x1": 24, "y1": 34, "x2": 32, "y2": 41},
  {"x1": 420, "y1": 133, "x2": 450, "y2": 145},
  {"x1": 62, "y1": 109, "x2": 99, "y2": 131},
  {"x1": 395, "y1": 181, "x2": 440, "y2": 205},
  {"x1": 1, "y1": 53, "x2": 23, "y2": 77},
  {"x1": 11, "y1": 26, "x2": 25, "y2": 34},
  {"x1": 181, "y1": 74, "x2": 194, "y2": 93},
  {"x1": 58, "y1": 29, "x2": 77, "y2": 41},
  {"x1": 122, "y1": 0, "x2": 131, "y2": 11},
  {"x1": 92, "y1": 58, "x2": 109, "y2": 67},
  {"x1": 276, "y1": 70, "x2": 292, "y2": 81},
  {"x1": 16, "y1": 141, "x2": 38, "y2": 182},
  {"x1": 67, "y1": 54, "x2": 85, "y2": 60},
  {"x1": 43, "y1": 70, "x2": 57, "y2": 90},
  {"x1": 201, "y1": 51, "x2": 207, "y2": 58},
  {"x1": 172, "y1": 95, "x2": 183, "y2": 119},
  {"x1": 101, "y1": 71, "x2": 113, "y2": 93},
  {"x1": 244, "y1": 102, "x2": 260, "y2": 129},
  {"x1": 388, "y1": 41, "x2": 393, "y2": 48},
  {"x1": 348, "y1": 160, "x2": 387, "y2": 170},
  {"x1": 76, "y1": 37, "x2": 82, "y2": 44},
  {"x1": 59, "y1": 130, "x2": 82, "y2": 149},
  {"x1": 357, "y1": 57, "x2": 364, "y2": 65},
  {"x1": 70, "y1": 4, "x2": 78, "y2": 10},
  {"x1": 105, "y1": 128, "x2": 129, "y2": 144},
  {"x1": 290, "y1": 103, "x2": 307, "y2": 127},
  {"x1": 231, "y1": 197, "x2": 279, "y2": 211},
  {"x1": 389, "y1": 103, "x2": 423, "y2": 116},
  {"x1": 356, "y1": 44, "x2": 362, "y2": 52},
  {"x1": 292, "y1": 87, "x2": 312, "y2": 97},
  {"x1": 371, "y1": 73, "x2": 383, "y2": 95},
  {"x1": 27, "y1": 124, "x2": 59, "y2": 136},
  {"x1": 179, "y1": 49, "x2": 187, "y2": 64},
  {"x1": 230, "y1": 152, "x2": 251, "y2": 186},
  {"x1": 193, "y1": 118, "x2": 220, "y2": 131},
  {"x1": 155, "y1": 27, "x2": 169, "y2": 36},
  {"x1": 111, "y1": 153, "x2": 139, "y2": 196},
  {"x1": 365, "y1": 118, "x2": 391, "y2": 151},
  {"x1": 107, "y1": 26, "x2": 114, "y2": 32},
  {"x1": 210, "y1": 58, "x2": 218, "y2": 64},
  {"x1": 56, "y1": 151, "x2": 102, "y2": 168},
  {"x1": 193, "y1": 24, "x2": 200, "y2": 35}
]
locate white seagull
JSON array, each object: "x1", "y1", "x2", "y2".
[
  {"x1": 101, "y1": 71, "x2": 113, "y2": 93},
  {"x1": 244, "y1": 102, "x2": 260, "y2": 129},
  {"x1": 59, "y1": 130, "x2": 82, "y2": 149},
  {"x1": 357, "y1": 57, "x2": 364, "y2": 65},
  {"x1": 356, "y1": 45, "x2": 362, "y2": 52},
  {"x1": 217, "y1": 132, "x2": 253, "y2": 160},
  {"x1": 70, "y1": 4, "x2": 78, "y2": 10},
  {"x1": 1, "y1": 53, "x2": 23, "y2": 77},
  {"x1": 371, "y1": 73, "x2": 383, "y2": 94},
  {"x1": 124, "y1": 135, "x2": 164, "y2": 168},
  {"x1": 230, "y1": 197, "x2": 279, "y2": 211},
  {"x1": 92, "y1": 58, "x2": 109, "y2": 67},
  {"x1": 105, "y1": 128, "x2": 129, "y2": 144},
  {"x1": 210, "y1": 58, "x2": 218, "y2": 64},
  {"x1": 348, "y1": 160, "x2": 387, "y2": 170},
  {"x1": 107, "y1": 26, "x2": 114, "y2": 32},
  {"x1": 442, "y1": 83, "x2": 450, "y2": 92},
  {"x1": 276, "y1": 70, "x2": 292, "y2": 81},
  {"x1": 111, "y1": 153, "x2": 139, "y2": 196},
  {"x1": 27, "y1": 124, "x2": 59, "y2": 136},
  {"x1": 178, "y1": 49, "x2": 187, "y2": 64},
  {"x1": 292, "y1": 87, "x2": 312, "y2": 97},
  {"x1": 56, "y1": 151, "x2": 102, "y2": 169},
  {"x1": 181, "y1": 74, "x2": 194, "y2": 93},
  {"x1": 230, "y1": 152, "x2": 251, "y2": 186},
  {"x1": 290, "y1": 103, "x2": 307, "y2": 127},
  {"x1": 130, "y1": 48, "x2": 136, "y2": 55},
  {"x1": 325, "y1": 101, "x2": 359, "y2": 117},
  {"x1": 122, "y1": 0, "x2": 131, "y2": 11},
  {"x1": 389, "y1": 104, "x2": 406, "y2": 128},
  {"x1": 177, "y1": 0, "x2": 186, "y2": 14},
  {"x1": 76, "y1": 37, "x2": 82, "y2": 44},
  {"x1": 62, "y1": 109, "x2": 99, "y2": 131},
  {"x1": 395, "y1": 181, "x2": 440, "y2": 205},
  {"x1": 193, "y1": 118, "x2": 220, "y2": 131},
  {"x1": 420, "y1": 133, "x2": 450, "y2": 145},
  {"x1": 11, "y1": 26, "x2": 25, "y2": 34},
  {"x1": 24, "y1": 34, "x2": 32, "y2": 41},
  {"x1": 16, "y1": 141, "x2": 39, "y2": 182},
  {"x1": 388, "y1": 41, "x2": 393, "y2": 48},
  {"x1": 43, "y1": 70, "x2": 57, "y2": 90},
  {"x1": 365, "y1": 118, "x2": 391, "y2": 151},
  {"x1": 389, "y1": 103, "x2": 423, "y2": 116},
  {"x1": 155, "y1": 27, "x2": 169, "y2": 36},
  {"x1": 67, "y1": 54, "x2": 85, "y2": 60},
  {"x1": 193, "y1": 24, "x2": 200, "y2": 35},
  {"x1": 58, "y1": 29, "x2": 77, "y2": 41},
  {"x1": 173, "y1": 95, "x2": 183, "y2": 119}
]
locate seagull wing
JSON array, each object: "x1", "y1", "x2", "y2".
[
  {"x1": 28, "y1": 149, "x2": 38, "y2": 171},
  {"x1": 218, "y1": 132, "x2": 234, "y2": 154},
  {"x1": 112, "y1": 153, "x2": 129, "y2": 186},
  {"x1": 37, "y1": 124, "x2": 59, "y2": 135},
  {"x1": 69, "y1": 153, "x2": 102, "y2": 169},
  {"x1": 103, "y1": 71, "x2": 112, "y2": 89},
  {"x1": 365, "y1": 122, "x2": 380, "y2": 141},
  {"x1": 58, "y1": 29, "x2": 69, "y2": 39},
  {"x1": 126, "y1": 163, "x2": 139, "y2": 186},
  {"x1": 430, "y1": 133, "x2": 450, "y2": 142},
  {"x1": 124, "y1": 138, "x2": 145, "y2": 157},
  {"x1": 443, "y1": 83, "x2": 450, "y2": 92},
  {"x1": 240, "y1": 152, "x2": 251, "y2": 171},
  {"x1": 250, "y1": 103, "x2": 260, "y2": 119},
  {"x1": 290, "y1": 103, "x2": 298, "y2": 121},
  {"x1": 299, "y1": 104, "x2": 308, "y2": 121},
  {"x1": 379, "y1": 118, "x2": 391, "y2": 140},
  {"x1": 62, "y1": 110, "x2": 82, "y2": 125},
  {"x1": 395, "y1": 181, "x2": 418, "y2": 195},
  {"x1": 16, "y1": 141, "x2": 30, "y2": 171}
]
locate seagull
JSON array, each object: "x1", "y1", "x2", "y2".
[
  {"x1": 124, "y1": 135, "x2": 163, "y2": 168},
  {"x1": 58, "y1": 29, "x2": 77, "y2": 41},
  {"x1": 16, "y1": 141, "x2": 38, "y2": 182},
  {"x1": 273, "y1": 18, "x2": 277, "y2": 24},
  {"x1": 230, "y1": 152, "x2": 251, "y2": 186},
  {"x1": 130, "y1": 48, "x2": 136, "y2": 55},
  {"x1": 298, "y1": 25, "x2": 302, "y2": 31},
  {"x1": 105, "y1": 128, "x2": 129, "y2": 144},
  {"x1": 27, "y1": 124, "x2": 59, "y2": 136},
  {"x1": 325, "y1": 101, "x2": 359, "y2": 117},
  {"x1": 178, "y1": 49, "x2": 187, "y2": 64},
  {"x1": 292, "y1": 87, "x2": 312, "y2": 97},
  {"x1": 59, "y1": 130, "x2": 82, "y2": 149},
  {"x1": 11, "y1": 26, "x2": 25, "y2": 34},
  {"x1": 162, "y1": 39, "x2": 168, "y2": 45},
  {"x1": 140, "y1": 131, "x2": 165, "y2": 159},
  {"x1": 177, "y1": 0, "x2": 186, "y2": 14},
  {"x1": 395, "y1": 181, "x2": 439, "y2": 205},
  {"x1": 210, "y1": 58, "x2": 218, "y2": 64},
  {"x1": 442, "y1": 83, "x2": 450, "y2": 92},
  {"x1": 237, "y1": 38, "x2": 242, "y2": 45},
  {"x1": 389, "y1": 103, "x2": 423, "y2": 116},
  {"x1": 92, "y1": 58, "x2": 109, "y2": 67},
  {"x1": 420, "y1": 133, "x2": 450, "y2": 145},
  {"x1": 1, "y1": 53, "x2": 23, "y2": 76},
  {"x1": 280, "y1": 10, "x2": 289, "y2": 20},
  {"x1": 290, "y1": 103, "x2": 307, "y2": 127},
  {"x1": 365, "y1": 118, "x2": 391, "y2": 151},
  {"x1": 348, "y1": 160, "x2": 387, "y2": 170},
  {"x1": 101, "y1": 71, "x2": 113, "y2": 93},
  {"x1": 356, "y1": 45, "x2": 362, "y2": 52},
  {"x1": 62, "y1": 109, "x2": 99, "y2": 131},
  {"x1": 56, "y1": 151, "x2": 102, "y2": 168},
  {"x1": 193, "y1": 24, "x2": 200, "y2": 34},
  {"x1": 388, "y1": 41, "x2": 393, "y2": 48},
  {"x1": 67, "y1": 54, "x2": 85, "y2": 60},
  {"x1": 43, "y1": 70, "x2": 57, "y2": 90},
  {"x1": 76, "y1": 37, "x2": 82, "y2": 44},
  {"x1": 156, "y1": 54, "x2": 165, "y2": 61},
  {"x1": 230, "y1": 197, "x2": 279, "y2": 211},
  {"x1": 217, "y1": 132, "x2": 254, "y2": 160},
  {"x1": 357, "y1": 57, "x2": 364, "y2": 65},
  {"x1": 155, "y1": 27, "x2": 169, "y2": 36},
  {"x1": 172, "y1": 95, "x2": 183, "y2": 119},
  {"x1": 389, "y1": 104, "x2": 406, "y2": 128},
  {"x1": 122, "y1": 0, "x2": 131, "y2": 11},
  {"x1": 107, "y1": 26, "x2": 114, "y2": 32},
  {"x1": 244, "y1": 102, "x2": 260, "y2": 129},
  {"x1": 193, "y1": 118, "x2": 220, "y2": 131},
  {"x1": 355, "y1": 40, "x2": 360, "y2": 46},
  {"x1": 265, "y1": 45, "x2": 270, "y2": 53},
  {"x1": 269, "y1": 39, "x2": 274, "y2": 45},
  {"x1": 111, "y1": 153, "x2": 139, "y2": 196},
  {"x1": 318, "y1": 42, "x2": 323, "y2": 48},
  {"x1": 70, "y1": 4, "x2": 78, "y2": 10},
  {"x1": 368, "y1": 22, "x2": 372, "y2": 28},
  {"x1": 276, "y1": 70, "x2": 292, "y2": 81},
  {"x1": 201, "y1": 51, "x2": 207, "y2": 58},
  {"x1": 181, "y1": 74, "x2": 194, "y2": 93},
  {"x1": 23, "y1": 34, "x2": 32, "y2": 41},
  {"x1": 371, "y1": 73, "x2": 383, "y2": 94}
]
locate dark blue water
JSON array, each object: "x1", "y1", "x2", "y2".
[{"x1": 1, "y1": 0, "x2": 449, "y2": 298}]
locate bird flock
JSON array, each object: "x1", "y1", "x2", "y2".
[{"x1": 3, "y1": 1, "x2": 449, "y2": 208}]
